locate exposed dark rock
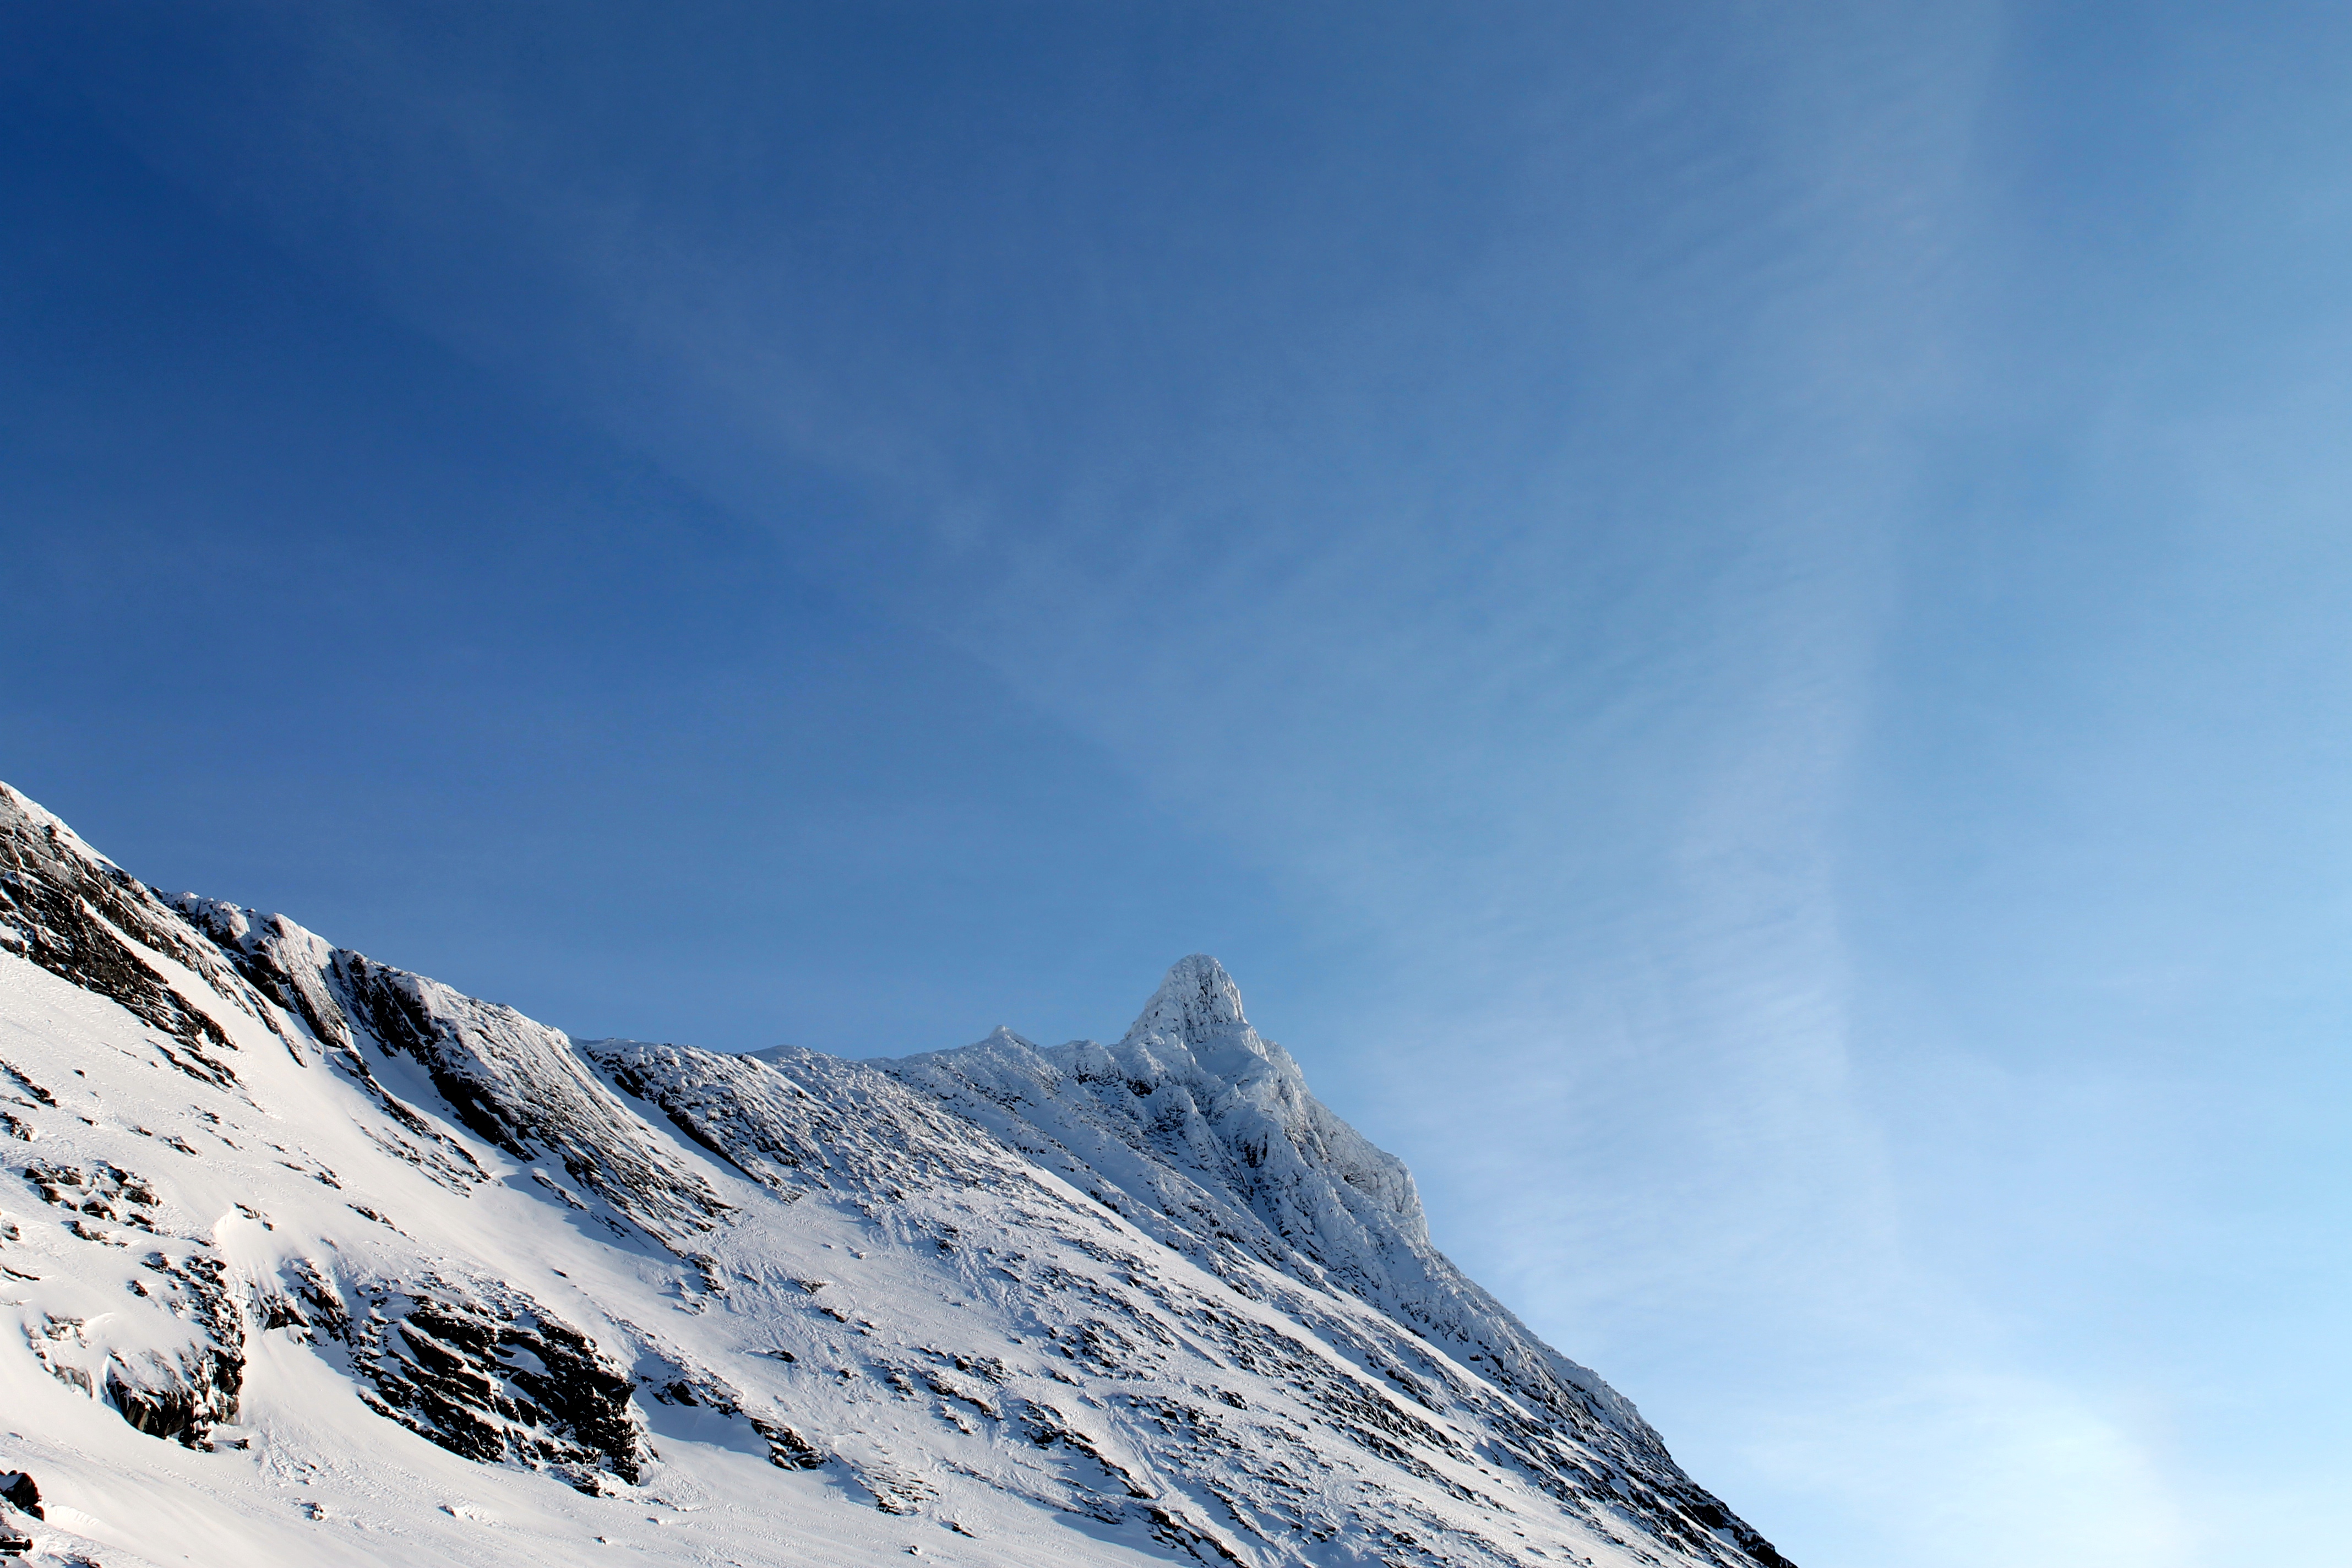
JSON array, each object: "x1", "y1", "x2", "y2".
[
  {"x1": 0, "y1": 1469, "x2": 40, "y2": 1518},
  {"x1": 346, "y1": 1279, "x2": 649, "y2": 1489},
  {"x1": 172, "y1": 893, "x2": 731, "y2": 1235},
  {"x1": 0, "y1": 1059, "x2": 55, "y2": 1108},
  {"x1": 746, "y1": 1415, "x2": 827, "y2": 1469},
  {"x1": 0, "y1": 785, "x2": 263, "y2": 1082},
  {"x1": 112, "y1": 1250, "x2": 246, "y2": 1446},
  {"x1": 0, "y1": 781, "x2": 1798, "y2": 1568},
  {"x1": 582, "y1": 1039, "x2": 1064, "y2": 1205},
  {"x1": 307, "y1": 945, "x2": 722, "y2": 1237}
]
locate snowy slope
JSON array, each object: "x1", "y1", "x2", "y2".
[{"x1": 0, "y1": 781, "x2": 1792, "y2": 1568}]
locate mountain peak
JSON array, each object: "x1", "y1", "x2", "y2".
[
  {"x1": 0, "y1": 782, "x2": 1792, "y2": 1568},
  {"x1": 1124, "y1": 952, "x2": 1250, "y2": 1047}
]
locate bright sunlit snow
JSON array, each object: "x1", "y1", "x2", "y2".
[{"x1": 0, "y1": 781, "x2": 1787, "y2": 1568}]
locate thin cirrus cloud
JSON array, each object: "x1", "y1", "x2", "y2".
[{"x1": 11, "y1": 3, "x2": 2352, "y2": 1565}]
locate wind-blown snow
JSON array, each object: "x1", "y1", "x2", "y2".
[{"x1": 0, "y1": 781, "x2": 1790, "y2": 1568}]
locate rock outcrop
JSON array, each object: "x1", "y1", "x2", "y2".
[{"x1": 0, "y1": 781, "x2": 1791, "y2": 1568}]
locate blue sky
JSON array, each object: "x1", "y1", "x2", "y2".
[{"x1": 6, "y1": 6, "x2": 2351, "y2": 1564}]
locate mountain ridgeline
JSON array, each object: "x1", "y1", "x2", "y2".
[{"x1": 0, "y1": 781, "x2": 1790, "y2": 1568}]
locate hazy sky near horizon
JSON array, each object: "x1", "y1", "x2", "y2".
[{"x1": 7, "y1": 6, "x2": 2352, "y2": 1565}]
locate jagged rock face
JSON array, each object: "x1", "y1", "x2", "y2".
[
  {"x1": 0, "y1": 781, "x2": 1792, "y2": 1568},
  {"x1": 0, "y1": 785, "x2": 271, "y2": 1088},
  {"x1": 0, "y1": 1468, "x2": 39, "y2": 1518},
  {"x1": 344, "y1": 1277, "x2": 649, "y2": 1488},
  {"x1": 14, "y1": 1167, "x2": 245, "y2": 1449},
  {"x1": 176, "y1": 895, "x2": 727, "y2": 1240},
  {"x1": 883, "y1": 959, "x2": 1660, "y2": 1453}
]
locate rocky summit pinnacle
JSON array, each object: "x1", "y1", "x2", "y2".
[
  {"x1": 0, "y1": 779, "x2": 1794, "y2": 1568},
  {"x1": 1125, "y1": 952, "x2": 1254, "y2": 1047}
]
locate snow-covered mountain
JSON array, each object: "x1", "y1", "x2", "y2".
[{"x1": 0, "y1": 781, "x2": 1792, "y2": 1568}]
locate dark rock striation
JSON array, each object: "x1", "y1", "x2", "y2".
[{"x1": 0, "y1": 780, "x2": 1794, "y2": 1567}]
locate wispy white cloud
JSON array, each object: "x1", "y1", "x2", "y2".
[
  {"x1": 1744, "y1": 1368, "x2": 2195, "y2": 1568},
  {"x1": 65, "y1": 5, "x2": 2352, "y2": 1562}
]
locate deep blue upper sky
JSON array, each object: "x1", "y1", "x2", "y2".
[{"x1": 8, "y1": 7, "x2": 2352, "y2": 1566}]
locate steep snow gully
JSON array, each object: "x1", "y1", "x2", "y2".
[{"x1": 0, "y1": 781, "x2": 1792, "y2": 1568}]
